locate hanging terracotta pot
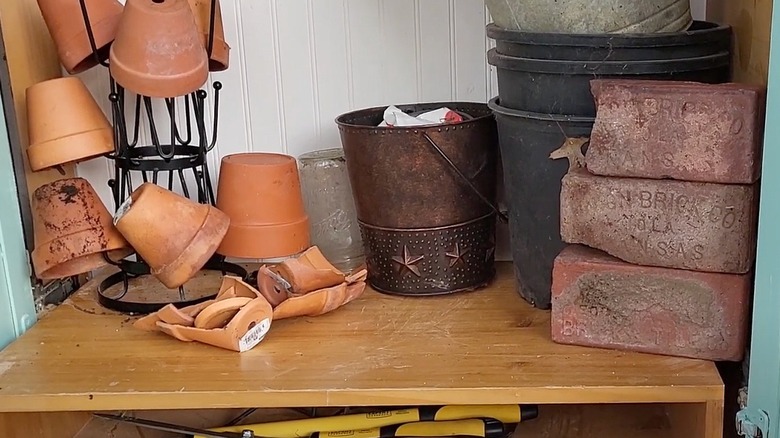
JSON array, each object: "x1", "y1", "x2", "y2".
[
  {"x1": 187, "y1": 0, "x2": 231, "y2": 71},
  {"x1": 114, "y1": 183, "x2": 230, "y2": 289},
  {"x1": 216, "y1": 153, "x2": 310, "y2": 259},
  {"x1": 26, "y1": 77, "x2": 115, "y2": 172},
  {"x1": 31, "y1": 178, "x2": 132, "y2": 280},
  {"x1": 36, "y1": 0, "x2": 124, "y2": 74},
  {"x1": 109, "y1": 0, "x2": 209, "y2": 98}
]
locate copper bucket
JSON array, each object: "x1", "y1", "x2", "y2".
[{"x1": 336, "y1": 102, "x2": 502, "y2": 296}]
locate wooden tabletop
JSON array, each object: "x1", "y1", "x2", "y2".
[{"x1": 0, "y1": 263, "x2": 722, "y2": 412}]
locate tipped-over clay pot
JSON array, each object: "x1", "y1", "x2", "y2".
[
  {"x1": 187, "y1": 0, "x2": 230, "y2": 71},
  {"x1": 272, "y1": 281, "x2": 367, "y2": 320},
  {"x1": 36, "y1": 0, "x2": 124, "y2": 74},
  {"x1": 114, "y1": 183, "x2": 230, "y2": 289},
  {"x1": 216, "y1": 153, "x2": 310, "y2": 259},
  {"x1": 134, "y1": 275, "x2": 260, "y2": 329},
  {"x1": 109, "y1": 0, "x2": 209, "y2": 98},
  {"x1": 26, "y1": 77, "x2": 115, "y2": 172},
  {"x1": 31, "y1": 178, "x2": 132, "y2": 280},
  {"x1": 157, "y1": 296, "x2": 273, "y2": 352}
]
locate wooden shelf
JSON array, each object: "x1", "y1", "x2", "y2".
[{"x1": 0, "y1": 263, "x2": 724, "y2": 437}]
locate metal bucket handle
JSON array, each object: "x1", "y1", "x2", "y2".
[{"x1": 422, "y1": 132, "x2": 509, "y2": 223}]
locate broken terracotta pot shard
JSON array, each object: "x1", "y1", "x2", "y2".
[
  {"x1": 157, "y1": 304, "x2": 196, "y2": 327},
  {"x1": 256, "y1": 265, "x2": 290, "y2": 307},
  {"x1": 272, "y1": 281, "x2": 367, "y2": 320},
  {"x1": 31, "y1": 178, "x2": 132, "y2": 280},
  {"x1": 134, "y1": 276, "x2": 258, "y2": 331},
  {"x1": 346, "y1": 269, "x2": 368, "y2": 285},
  {"x1": 156, "y1": 297, "x2": 274, "y2": 352},
  {"x1": 194, "y1": 297, "x2": 253, "y2": 330},
  {"x1": 276, "y1": 246, "x2": 346, "y2": 295},
  {"x1": 113, "y1": 183, "x2": 230, "y2": 289}
]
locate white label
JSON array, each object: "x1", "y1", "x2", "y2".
[
  {"x1": 238, "y1": 318, "x2": 271, "y2": 352},
  {"x1": 113, "y1": 196, "x2": 133, "y2": 226}
]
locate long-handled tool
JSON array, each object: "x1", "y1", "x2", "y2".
[
  {"x1": 203, "y1": 404, "x2": 538, "y2": 437},
  {"x1": 95, "y1": 414, "x2": 519, "y2": 438}
]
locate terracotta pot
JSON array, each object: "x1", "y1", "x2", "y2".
[
  {"x1": 109, "y1": 0, "x2": 209, "y2": 98},
  {"x1": 216, "y1": 153, "x2": 310, "y2": 259},
  {"x1": 276, "y1": 246, "x2": 345, "y2": 295},
  {"x1": 31, "y1": 178, "x2": 132, "y2": 280},
  {"x1": 194, "y1": 297, "x2": 253, "y2": 329},
  {"x1": 26, "y1": 77, "x2": 115, "y2": 172},
  {"x1": 36, "y1": 0, "x2": 124, "y2": 74},
  {"x1": 187, "y1": 0, "x2": 230, "y2": 71},
  {"x1": 114, "y1": 183, "x2": 230, "y2": 289}
]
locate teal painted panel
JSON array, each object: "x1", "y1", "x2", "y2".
[
  {"x1": 0, "y1": 82, "x2": 36, "y2": 350},
  {"x1": 747, "y1": 1, "x2": 780, "y2": 436}
]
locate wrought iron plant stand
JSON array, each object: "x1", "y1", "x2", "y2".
[{"x1": 76, "y1": 0, "x2": 245, "y2": 314}]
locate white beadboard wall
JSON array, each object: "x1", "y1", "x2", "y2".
[{"x1": 74, "y1": 0, "x2": 708, "y2": 261}]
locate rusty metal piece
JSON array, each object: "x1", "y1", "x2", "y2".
[
  {"x1": 560, "y1": 169, "x2": 758, "y2": 274},
  {"x1": 588, "y1": 79, "x2": 765, "y2": 184},
  {"x1": 337, "y1": 103, "x2": 499, "y2": 295}
]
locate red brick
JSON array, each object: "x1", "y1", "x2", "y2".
[
  {"x1": 560, "y1": 169, "x2": 757, "y2": 274},
  {"x1": 551, "y1": 245, "x2": 751, "y2": 361},
  {"x1": 587, "y1": 79, "x2": 765, "y2": 184}
]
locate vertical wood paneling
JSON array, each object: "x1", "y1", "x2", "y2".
[
  {"x1": 452, "y1": 0, "x2": 488, "y2": 101},
  {"x1": 275, "y1": 0, "x2": 318, "y2": 157},
  {"x1": 345, "y1": 0, "x2": 384, "y2": 109},
  {"x1": 418, "y1": 0, "x2": 454, "y2": 102},
  {"x1": 380, "y1": 0, "x2": 418, "y2": 105},
  {"x1": 311, "y1": 1, "x2": 351, "y2": 149}
]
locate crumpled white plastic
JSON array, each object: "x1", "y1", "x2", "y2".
[{"x1": 378, "y1": 105, "x2": 464, "y2": 127}]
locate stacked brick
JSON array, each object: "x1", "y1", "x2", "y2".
[{"x1": 551, "y1": 79, "x2": 765, "y2": 361}]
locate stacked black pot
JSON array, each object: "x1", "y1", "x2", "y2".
[{"x1": 487, "y1": 21, "x2": 734, "y2": 309}]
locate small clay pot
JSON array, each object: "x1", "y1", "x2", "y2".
[
  {"x1": 36, "y1": 0, "x2": 124, "y2": 74},
  {"x1": 26, "y1": 77, "x2": 115, "y2": 172},
  {"x1": 114, "y1": 183, "x2": 230, "y2": 289},
  {"x1": 109, "y1": 0, "x2": 209, "y2": 98},
  {"x1": 216, "y1": 153, "x2": 310, "y2": 259},
  {"x1": 31, "y1": 178, "x2": 132, "y2": 280},
  {"x1": 187, "y1": 0, "x2": 230, "y2": 71}
]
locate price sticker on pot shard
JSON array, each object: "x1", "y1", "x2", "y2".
[{"x1": 239, "y1": 318, "x2": 271, "y2": 352}]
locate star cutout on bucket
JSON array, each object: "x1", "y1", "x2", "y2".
[
  {"x1": 446, "y1": 242, "x2": 470, "y2": 267},
  {"x1": 392, "y1": 246, "x2": 425, "y2": 277}
]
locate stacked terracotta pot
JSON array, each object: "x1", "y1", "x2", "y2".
[{"x1": 36, "y1": 0, "x2": 231, "y2": 97}]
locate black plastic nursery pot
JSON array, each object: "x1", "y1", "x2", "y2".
[
  {"x1": 486, "y1": 20, "x2": 732, "y2": 61},
  {"x1": 488, "y1": 97, "x2": 594, "y2": 309},
  {"x1": 488, "y1": 48, "x2": 731, "y2": 116}
]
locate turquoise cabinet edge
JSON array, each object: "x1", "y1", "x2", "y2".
[
  {"x1": 747, "y1": 0, "x2": 780, "y2": 436},
  {"x1": 0, "y1": 80, "x2": 36, "y2": 350}
]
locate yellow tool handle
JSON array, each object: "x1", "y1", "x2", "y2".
[
  {"x1": 425, "y1": 405, "x2": 528, "y2": 423},
  {"x1": 315, "y1": 419, "x2": 490, "y2": 438},
  {"x1": 198, "y1": 405, "x2": 536, "y2": 438},
  {"x1": 200, "y1": 409, "x2": 421, "y2": 438}
]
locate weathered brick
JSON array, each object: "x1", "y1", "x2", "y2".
[
  {"x1": 587, "y1": 79, "x2": 765, "y2": 184},
  {"x1": 551, "y1": 245, "x2": 751, "y2": 361},
  {"x1": 560, "y1": 169, "x2": 757, "y2": 273}
]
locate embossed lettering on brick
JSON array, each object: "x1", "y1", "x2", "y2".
[
  {"x1": 587, "y1": 79, "x2": 765, "y2": 184},
  {"x1": 560, "y1": 169, "x2": 757, "y2": 273},
  {"x1": 551, "y1": 245, "x2": 751, "y2": 361}
]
